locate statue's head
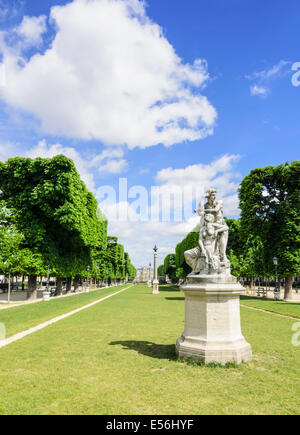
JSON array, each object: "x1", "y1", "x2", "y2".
[{"x1": 206, "y1": 189, "x2": 217, "y2": 202}]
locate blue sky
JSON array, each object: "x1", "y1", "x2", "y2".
[{"x1": 0, "y1": 0, "x2": 299, "y2": 267}]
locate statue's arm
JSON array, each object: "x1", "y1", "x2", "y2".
[
  {"x1": 204, "y1": 200, "x2": 223, "y2": 214},
  {"x1": 194, "y1": 195, "x2": 206, "y2": 216},
  {"x1": 213, "y1": 223, "x2": 228, "y2": 234}
]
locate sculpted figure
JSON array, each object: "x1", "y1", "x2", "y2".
[{"x1": 184, "y1": 190, "x2": 230, "y2": 275}]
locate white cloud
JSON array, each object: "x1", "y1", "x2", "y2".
[
  {"x1": 0, "y1": 139, "x2": 128, "y2": 191},
  {"x1": 0, "y1": 141, "x2": 19, "y2": 161},
  {"x1": 246, "y1": 60, "x2": 290, "y2": 82},
  {"x1": 250, "y1": 84, "x2": 270, "y2": 98},
  {"x1": 246, "y1": 60, "x2": 291, "y2": 98},
  {"x1": 25, "y1": 140, "x2": 129, "y2": 190},
  {"x1": 0, "y1": 0, "x2": 216, "y2": 149},
  {"x1": 98, "y1": 158, "x2": 128, "y2": 174},
  {"x1": 155, "y1": 154, "x2": 241, "y2": 204},
  {"x1": 91, "y1": 147, "x2": 128, "y2": 174},
  {"x1": 91, "y1": 147, "x2": 124, "y2": 165},
  {"x1": 16, "y1": 15, "x2": 47, "y2": 47}
]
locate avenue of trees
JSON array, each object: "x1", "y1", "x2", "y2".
[
  {"x1": 0, "y1": 155, "x2": 136, "y2": 300},
  {"x1": 160, "y1": 161, "x2": 300, "y2": 300}
]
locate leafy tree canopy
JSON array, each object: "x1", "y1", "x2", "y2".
[{"x1": 239, "y1": 161, "x2": 300, "y2": 278}]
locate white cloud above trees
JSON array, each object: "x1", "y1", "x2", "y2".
[{"x1": 0, "y1": 0, "x2": 217, "y2": 149}]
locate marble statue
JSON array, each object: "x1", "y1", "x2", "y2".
[
  {"x1": 176, "y1": 189, "x2": 252, "y2": 365},
  {"x1": 184, "y1": 189, "x2": 230, "y2": 276}
]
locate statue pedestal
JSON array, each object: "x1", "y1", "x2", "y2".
[
  {"x1": 176, "y1": 274, "x2": 252, "y2": 365},
  {"x1": 152, "y1": 280, "x2": 159, "y2": 294}
]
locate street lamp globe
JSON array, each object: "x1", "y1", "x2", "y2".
[{"x1": 273, "y1": 257, "x2": 278, "y2": 266}]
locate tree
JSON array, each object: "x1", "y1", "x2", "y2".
[
  {"x1": 125, "y1": 252, "x2": 136, "y2": 281},
  {"x1": 0, "y1": 203, "x2": 23, "y2": 276},
  {"x1": 0, "y1": 155, "x2": 107, "y2": 298},
  {"x1": 175, "y1": 229, "x2": 199, "y2": 278},
  {"x1": 239, "y1": 161, "x2": 300, "y2": 300},
  {"x1": 0, "y1": 201, "x2": 46, "y2": 298},
  {"x1": 163, "y1": 254, "x2": 178, "y2": 283},
  {"x1": 225, "y1": 218, "x2": 265, "y2": 285},
  {"x1": 157, "y1": 265, "x2": 165, "y2": 277}
]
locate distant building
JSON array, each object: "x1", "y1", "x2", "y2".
[{"x1": 135, "y1": 267, "x2": 154, "y2": 283}]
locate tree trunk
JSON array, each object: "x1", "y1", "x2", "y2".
[
  {"x1": 73, "y1": 276, "x2": 80, "y2": 293},
  {"x1": 284, "y1": 275, "x2": 293, "y2": 301},
  {"x1": 27, "y1": 275, "x2": 37, "y2": 300},
  {"x1": 56, "y1": 278, "x2": 63, "y2": 296},
  {"x1": 22, "y1": 275, "x2": 25, "y2": 291},
  {"x1": 66, "y1": 277, "x2": 72, "y2": 294}
]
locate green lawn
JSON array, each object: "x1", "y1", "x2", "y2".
[
  {"x1": 0, "y1": 285, "x2": 128, "y2": 338},
  {"x1": 0, "y1": 284, "x2": 299, "y2": 415},
  {"x1": 240, "y1": 295, "x2": 300, "y2": 319}
]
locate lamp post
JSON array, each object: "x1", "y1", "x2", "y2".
[
  {"x1": 152, "y1": 245, "x2": 159, "y2": 294},
  {"x1": 43, "y1": 265, "x2": 51, "y2": 301},
  {"x1": 86, "y1": 266, "x2": 90, "y2": 293},
  {"x1": 3, "y1": 261, "x2": 11, "y2": 304},
  {"x1": 7, "y1": 271, "x2": 11, "y2": 304},
  {"x1": 273, "y1": 257, "x2": 280, "y2": 300},
  {"x1": 148, "y1": 263, "x2": 152, "y2": 287}
]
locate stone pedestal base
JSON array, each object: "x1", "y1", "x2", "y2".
[
  {"x1": 43, "y1": 291, "x2": 51, "y2": 302},
  {"x1": 152, "y1": 280, "x2": 159, "y2": 294},
  {"x1": 176, "y1": 274, "x2": 252, "y2": 365}
]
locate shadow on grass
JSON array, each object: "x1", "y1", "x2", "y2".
[
  {"x1": 110, "y1": 341, "x2": 241, "y2": 369},
  {"x1": 165, "y1": 297, "x2": 184, "y2": 301},
  {"x1": 158, "y1": 285, "x2": 180, "y2": 292},
  {"x1": 110, "y1": 340, "x2": 177, "y2": 361},
  {"x1": 183, "y1": 359, "x2": 240, "y2": 369}
]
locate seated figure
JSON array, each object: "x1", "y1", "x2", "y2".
[{"x1": 184, "y1": 190, "x2": 230, "y2": 275}]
